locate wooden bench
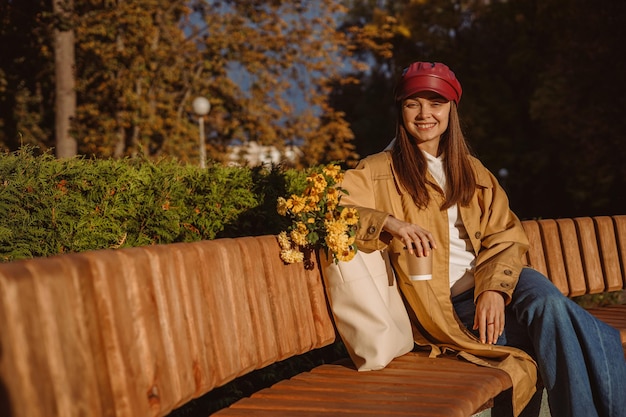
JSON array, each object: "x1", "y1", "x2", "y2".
[
  {"x1": 0, "y1": 215, "x2": 624, "y2": 417},
  {"x1": 522, "y1": 216, "x2": 626, "y2": 349}
]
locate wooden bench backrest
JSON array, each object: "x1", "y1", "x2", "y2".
[
  {"x1": 0, "y1": 236, "x2": 335, "y2": 417},
  {"x1": 521, "y1": 215, "x2": 626, "y2": 297},
  {"x1": 2, "y1": 215, "x2": 626, "y2": 417}
]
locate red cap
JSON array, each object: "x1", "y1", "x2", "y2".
[{"x1": 395, "y1": 62, "x2": 462, "y2": 104}]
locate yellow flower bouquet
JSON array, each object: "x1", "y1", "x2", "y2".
[{"x1": 277, "y1": 164, "x2": 359, "y2": 264}]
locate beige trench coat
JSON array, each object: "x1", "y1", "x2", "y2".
[{"x1": 341, "y1": 151, "x2": 538, "y2": 416}]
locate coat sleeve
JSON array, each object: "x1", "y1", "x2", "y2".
[
  {"x1": 340, "y1": 158, "x2": 394, "y2": 252},
  {"x1": 468, "y1": 163, "x2": 530, "y2": 305}
]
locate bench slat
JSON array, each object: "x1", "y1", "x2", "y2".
[
  {"x1": 232, "y1": 237, "x2": 283, "y2": 367},
  {"x1": 254, "y1": 237, "x2": 316, "y2": 355},
  {"x1": 198, "y1": 238, "x2": 259, "y2": 382},
  {"x1": 537, "y1": 219, "x2": 569, "y2": 295},
  {"x1": 594, "y1": 217, "x2": 623, "y2": 292},
  {"x1": 555, "y1": 218, "x2": 587, "y2": 297},
  {"x1": 140, "y1": 244, "x2": 211, "y2": 411},
  {"x1": 217, "y1": 397, "x2": 457, "y2": 416},
  {"x1": 573, "y1": 217, "x2": 606, "y2": 294},
  {"x1": 0, "y1": 258, "x2": 104, "y2": 417},
  {"x1": 612, "y1": 215, "x2": 626, "y2": 289},
  {"x1": 521, "y1": 220, "x2": 548, "y2": 276},
  {"x1": 256, "y1": 237, "x2": 335, "y2": 348},
  {"x1": 86, "y1": 248, "x2": 177, "y2": 417},
  {"x1": 169, "y1": 242, "x2": 221, "y2": 396}
]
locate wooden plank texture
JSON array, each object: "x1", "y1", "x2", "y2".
[
  {"x1": 1, "y1": 218, "x2": 624, "y2": 417},
  {"x1": 574, "y1": 217, "x2": 606, "y2": 294},
  {"x1": 0, "y1": 235, "x2": 336, "y2": 417},
  {"x1": 521, "y1": 220, "x2": 548, "y2": 277},
  {"x1": 213, "y1": 351, "x2": 511, "y2": 417},
  {"x1": 555, "y1": 219, "x2": 587, "y2": 296},
  {"x1": 537, "y1": 219, "x2": 569, "y2": 295},
  {"x1": 594, "y1": 217, "x2": 623, "y2": 292},
  {"x1": 611, "y1": 215, "x2": 626, "y2": 289}
]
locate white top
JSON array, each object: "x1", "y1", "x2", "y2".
[{"x1": 424, "y1": 152, "x2": 476, "y2": 296}]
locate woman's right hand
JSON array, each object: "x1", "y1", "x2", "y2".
[{"x1": 383, "y1": 215, "x2": 437, "y2": 256}]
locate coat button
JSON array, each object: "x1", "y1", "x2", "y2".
[
  {"x1": 474, "y1": 232, "x2": 481, "y2": 239},
  {"x1": 500, "y1": 282, "x2": 511, "y2": 288},
  {"x1": 367, "y1": 226, "x2": 376, "y2": 234},
  {"x1": 504, "y1": 269, "x2": 512, "y2": 276}
]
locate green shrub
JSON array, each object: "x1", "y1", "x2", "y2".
[{"x1": 0, "y1": 148, "x2": 307, "y2": 262}]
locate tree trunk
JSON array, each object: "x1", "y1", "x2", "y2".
[{"x1": 53, "y1": 0, "x2": 77, "y2": 158}]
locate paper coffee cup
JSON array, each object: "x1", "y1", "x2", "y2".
[{"x1": 405, "y1": 249, "x2": 432, "y2": 281}]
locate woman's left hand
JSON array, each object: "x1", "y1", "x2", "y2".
[{"x1": 474, "y1": 290, "x2": 505, "y2": 344}]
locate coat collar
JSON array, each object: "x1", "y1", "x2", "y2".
[{"x1": 468, "y1": 156, "x2": 493, "y2": 189}]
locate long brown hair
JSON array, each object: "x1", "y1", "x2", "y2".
[{"x1": 390, "y1": 102, "x2": 476, "y2": 210}]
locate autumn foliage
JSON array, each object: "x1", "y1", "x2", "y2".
[{"x1": 0, "y1": 0, "x2": 394, "y2": 166}]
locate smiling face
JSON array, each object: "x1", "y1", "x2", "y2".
[{"x1": 401, "y1": 91, "x2": 451, "y2": 156}]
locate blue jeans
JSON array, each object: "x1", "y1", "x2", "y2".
[{"x1": 452, "y1": 268, "x2": 626, "y2": 417}]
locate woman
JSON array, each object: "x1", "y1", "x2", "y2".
[{"x1": 340, "y1": 61, "x2": 626, "y2": 417}]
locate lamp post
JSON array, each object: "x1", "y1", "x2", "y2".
[{"x1": 192, "y1": 96, "x2": 211, "y2": 168}]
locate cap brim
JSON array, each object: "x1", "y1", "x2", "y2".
[{"x1": 396, "y1": 75, "x2": 459, "y2": 103}]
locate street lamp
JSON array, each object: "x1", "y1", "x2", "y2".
[{"x1": 192, "y1": 96, "x2": 211, "y2": 168}]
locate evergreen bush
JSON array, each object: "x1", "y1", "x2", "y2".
[{"x1": 0, "y1": 148, "x2": 304, "y2": 262}]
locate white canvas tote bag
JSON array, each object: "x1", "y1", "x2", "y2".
[{"x1": 321, "y1": 249, "x2": 414, "y2": 371}]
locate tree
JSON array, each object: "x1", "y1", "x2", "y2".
[
  {"x1": 331, "y1": 0, "x2": 626, "y2": 218},
  {"x1": 455, "y1": 0, "x2": 626, "y2": 218},
  {"x1": 53, "y1": 0, "x2": 77, "y2": 157},
  {"x1": 0, "y1": 0, "x2": 56, "y2": 152},
  {"x1": 2, "y1": 0, "x2": 393, "y2": 166},
  {"x1": 73, "y1": 0, "x2": 202, "y2": 159},
  {"x1": 330, "y1": 0, "x2": 490, "y2": 157},
  {"x1": 188, "y1": 0, "x2": 393, "y2": 165}
]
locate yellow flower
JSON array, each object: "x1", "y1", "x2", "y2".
[
  {"x1": 277, "y1": 231, "x2": 291, "y2": 250},
  {"x1": 296, "y1": 221, "x2": 308, "y2": 233},
  {"x1": 325, "y1": 219, "x2": 348, "y2": 236},
  {"x1": 280, "y1": 248, "x2": 304, "y2": 264},
  {"x1": 290, "y1": 195, "x2": 306, "y2": 214},
  {"x1": 290, "y1": 229, "x2": 308, "y2": 246},
  {"x1": 303, "y1": 198, "x2": 319, "y2": 213},
  {"x1": 277, "y1": 163, "x2": 358, "y2": 264},
  {"x1": 326, "y1": 187, "x2": 339, "y2": 201},
  {"x1": 304, "y1": 186, "x2": 315, "y2": 195},
  {"x1": 325, "y1": 230, "x2": 350, "y2": 252},
  {"x1": 304, "y1": 187, "x2": 321, "y2": 203},
  {"x1": 311, "y1": 174, "x2": 327, "y2": 193},
  {"x1": 289, "y1": 222, "x2": 309, "y2": 246},
  {"x1": 323, "y1": 164, "x2": 341, "y2": 180},
  {"x1": 340, "y1": 207, "x2": 359, "y2": 226},
  {"x1": 326, "y1": 189, "x2": 339, "y2": 211},
  {"x1": 277, "y1": 197, "x2": 289, "y2": 216},
  {"x1": 335, "y1": 247, "x2": 356, "y2": 262}
]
